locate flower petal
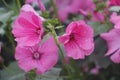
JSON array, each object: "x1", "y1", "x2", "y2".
[
  {"x1": 15, "y1": 46, "x2": 32, "y2": 60},
  {"x1": 110, "y1": 49, "x2": 120, "y2": 63},
  {"x1": 58, "y1": 34, "x2": 70, "y2": 44},
  {"x1": 101, "y1": 29, "x2": 120, "y2": 56},
  {"x1": 65, "y1": 41, "x2": 85, "y2": 59}
]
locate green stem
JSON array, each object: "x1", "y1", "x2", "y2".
[
  {"x1": 50, "y1": 0, "x2": 61, "y2": 25},
  {"x1": 50, "y1": 24, "x2": 73, "y2": 80},
  {"x1": 2, "y1": 0, "x2": 14, "y2": 10},
  {"x1": 17, "y1": 0, "x2": 21, "y2": 10}
]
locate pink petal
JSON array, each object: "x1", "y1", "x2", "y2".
[
  {"x1": 15, "y1": 35, "x2": 40, "y2": 46},
  {"x1": 15, "y1": 46, "x2": 32, "y2": 60},
  {"x1": 101, "y1": 29, "x2": 120, "y2": 56},
  {"x1": 58, "y1": 34, "x2": 70, "y2": 44},
  {"x1": 110, "y1": 12, "x2": 120, "y2": 28},
  {"x1": 18, "y1": 58, "x2": 36, "y2": 72},
  {"x1": 40, "y1": 53, "x2": 58, "y2": 72},
  {"x1": 76, "y1": 38, "x2": 94, "y2": 50},
  {"x1": 21, "y1": 4, "x2": 45, "y2": 21},
  {"x1": 37, "y1": 36, "x2": 58, "y2": 74},
  {"x1": 40, "y1": 36, "x2": 58, "y2": 53},
  {"x1": 36, "y1": 61, "x2": 46, "y2": 74},
  {"x1": 110, "y1": 49, "x2": 120, "y2": 63},
  {"x1": 109, "y1": 0, "x2": 120, "y2": 6},
  {"x1": 58, "y1": 8, "x2": 69, "y2": 22},
  {"x1": 65, "y1": 41, "x2": 85, "y2": 59},
  {"x1": 114, "y1": 23, "x2": 120, "y2": 29}
]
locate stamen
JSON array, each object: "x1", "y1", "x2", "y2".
[{"x1": 33, "y1": 52, "x2": 40, "y2": 60}]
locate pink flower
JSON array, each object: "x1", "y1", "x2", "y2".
[
  {"x1": 12, "y1": 4, "x2": 44, "y2": 47},
  {"x1": 76, "y1": 0, "x2": 96, "y2": 16},
  {"x1": 91, "y1": 11, "x2": 105, "y2": 22},
  {"x1": 59, "y1": 20, "x2": 94, "y2": 59},
  {"x1": 110, "y1": 12, "x2": 120, "y2": 29},
  {"x1": 101, "y1": 29, "x2": 120, "y2": 63},
  {"x1": 108, "y1": 0, "x2": 120, "y2": 6},
  {"x1": 54, "y1": 0, "x2": 96, "y2": 22},
  {"x1": 15, "y1": 36, "x2": 58, "y2": 74},
  {"x1": 54, "y1": 0, "x2": 73, "y2": 22},
  {"x1": 111, "y1": 49, "x2": 120, "y2": 63}
]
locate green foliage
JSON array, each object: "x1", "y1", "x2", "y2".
[
  {"x1": 88, "y1": 22, "x2": 112, "y2": 37},
  {"x1": 0, "y1": 8, "x2": 14, "y2": 35},
  {"x1": 39, "y1": 68, "x2": 62, "y2": 80},
  {"x1": 0, "y1": 62, "x2": 25, "y2": 80}
]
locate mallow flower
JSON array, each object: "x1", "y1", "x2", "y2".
[
  {"x1": 101, "y1": 29, "x2": 120, "y2": 63},
  {"x1": 15, "y1": 36, "x2": 58, "y2": 74},
  {"x1": 54, "y1": 0, "x2": 96, "y2": 22},
  {"x1": 59, "y1": 20, "x2": 94, "y2": 59},
  {"x1": 12, "y1": 4, "x2": 44, "y2": 47}
]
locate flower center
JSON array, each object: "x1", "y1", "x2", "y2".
[
  {"x1": 36, "y1": 28, "x2": 41, "y2": 34},
  {"x1": 33, "y1": 52, "x2": 40, "y2": 60},
  {"x1": 70, "y1": 33, "x2": 75, "y2": 40}
]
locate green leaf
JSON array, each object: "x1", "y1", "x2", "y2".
[
  {"x1": 0, "y1": 8, "x2": 14, "y2": 23},
  {"x1": 38, "y1": 67, "x2": 62, "y2": 80},
  {"x1": 88, "y1": 22, "x2": 111, "y2": 37},
  {"x1": 0, "y1": 8, "x2": 14, "y2": 35},
  {"x1": 0, "y1": 62, "x2": 25, "y2": 80},
  {"x1": 88, "y1": 37, "x2": 111, "y2": 68}
]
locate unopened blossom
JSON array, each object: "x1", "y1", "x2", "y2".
[
  {"x1": 26, "y1": 0, "x2": 45, "y2": 12},
  {"x1": 59, "y1": 20, "x2": 94, "y2": 59},
  {"x1": 90, "y1": 66, "x2": 100, "y2": 75},
  {"x1": 110, "y1": 12, "x2": 120, "y2": 29},
  {"x1": 15, "y1": 36, "x2": 58, "y2": 74},
  {"x1": 54, "y1": 0, "x2": 96, "y2": 22},
  {"x1": 37, "y1": 0, "x2": 46, "y2": 12},
  {"x1": 12, "y1": 4, "x2": 44, "y2": 47},
  {"x1": 101, "y1": 29, "x2": 120, "y2": 63}
]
